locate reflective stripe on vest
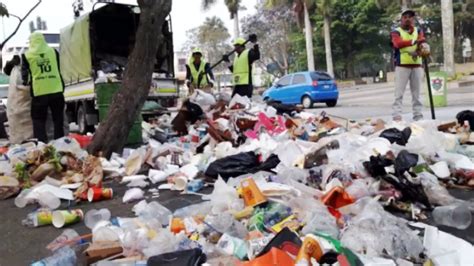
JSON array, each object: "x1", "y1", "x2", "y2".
[
  {"x1": 397, "y1": 26, "x2": 422, "y2": 65},
  {"x1": 188, "y1": 59, "x2": 208, "y2": 87},
  {"x1": 233, "y1": 49, "x2": 250, "y2": 85},
  {"x1": 25, "y1": 48, "x2": 63, "y2": 97}
]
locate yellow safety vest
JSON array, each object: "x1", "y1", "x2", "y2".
[
  {"x1": 188, "y1": 59, "x2": 208, "y2": 87},
  {"x1": 397, "y1": 26, "x2": 422, "y2": 65},
  {"x1": 233, "y1": 49, "x2": 250, "y2": 85},
  {"x1": 25, "y1": 48, "x2": 63, "y2": 97}
]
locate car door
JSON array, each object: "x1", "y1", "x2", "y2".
[
  {"x1": 273, "y1": 75, "x2": 293, "y2": 103},
  {"x1": 289, "y1": 73, "x2": 308, "y2": 104}
]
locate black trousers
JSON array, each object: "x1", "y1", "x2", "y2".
[
  {"x1": 232, "y1": 84, "x2": 253, "y2": 98},
  {"x1": 31, "y1": 93, "x2": 65, "y2": 143}
]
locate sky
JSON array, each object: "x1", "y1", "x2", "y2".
[{"x1": 0, "y1": 0, "x2": 257, "y2": 50}]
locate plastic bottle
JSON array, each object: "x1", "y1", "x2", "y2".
[
  {"x1": 432, "y1": 203, "x2": 472, "y2": 230},
  {"x1": 30, "y1": 246, "x2": 77, "y2": 266},
  {"x1": 22, "y1": 209, "x2": 53, "y2": 227},
  {"x1": 37, "y1": 191, "x2": 61, "y2": 210}
]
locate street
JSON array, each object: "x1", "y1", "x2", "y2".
[{"x1": 308, "y1": 82, "x2": 474, "y2": 121}]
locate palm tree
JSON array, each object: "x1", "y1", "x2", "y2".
[
  {"x1": 441, "y1": 0, "x2": 455, "y2": 77},
  {"x1": 267, "y1": 0, "x2": 316, "y2": 71},
  {"x1": 202, "y1": 0, "x2": 242, "y2": 38},
  {"x1": 318, "y1": 0, "x2": 334, "y2": 77}
]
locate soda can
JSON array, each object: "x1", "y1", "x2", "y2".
[
  {"x1": 87, "y1": 187, "x2": 113, "y2": 202},
  {"x1": 52, "y1": 209, "x2": 84, "y2": 228}
]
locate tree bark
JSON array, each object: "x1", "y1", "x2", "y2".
[
  {"x1": 87, "y1": 0, "x2": 172, "y2": 158},
  {"x1": 441, "y1": 0, "x2": 455, "y2": 77},
  {"x1": 233, "y1": 11, "x2": 240, "y2": 38},
  {"x1": 323, "y1": 15, "x2": 334, "y2": 77},
  {"x1": 303, "y1": 2, "x2": 315, "y2": 71}
]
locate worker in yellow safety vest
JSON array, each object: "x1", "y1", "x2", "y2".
[
  {"x1": 390, "y1": 9, "x2": 430, "y2": 121},
  {"x1": 22, "y1": 32, "x2": 65, "y2": 142},
  {"x1": 222, "y1": 37, "x2": 260, "y2": 98},
  {"x1": 185, "y1": 48, "x2": 214, "y2": 94}
]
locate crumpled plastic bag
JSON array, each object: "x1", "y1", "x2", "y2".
[
  {"x1": 205, "y1": 152, "x2": 280, "y2": 181},
  {"x1": 456, "y1": 110, "x2": 474, "y2": 131},
  {"x1": 340, "y1": 199, "x2": 424, "y2": 259},
  {"x1": 394, "y1": 150, "x2": 418, "y2": 176},
  {"x1": 419, "y1": 172, "x2": 470, "y2": 209},
  {"x1": 379, "y1": 127, "x2": 412, "y2": 146},
  {"x1": 202, "y1": 176, "x2": 240, "y2": 214}
]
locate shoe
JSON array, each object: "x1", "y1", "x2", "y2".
[{"x1": 413, "y1": 115, "x2": 423, "y2": 121}]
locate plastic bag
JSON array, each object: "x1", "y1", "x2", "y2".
[
  {"x1": 456, "y1": 110, "x2": 474, "y2": 131},
  {"x1": 394, "y1": 150, "x2": 418, "y2": 176},
  {"x1": 202, "y1": 176, "x2": 240, "y2": 214},
  {"x1": 340, "y1": 199, "x2": 424, "y2": 259},
  {"x1": 379, "y1": 127, "x2": 412, "y2": 146},
  {"x1": 205, "y1": 152, "x2": 279, "y2": 181}
]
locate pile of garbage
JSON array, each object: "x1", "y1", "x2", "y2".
[{"x1": 1, "y1": 90, "x2": 473, "y2": 265}]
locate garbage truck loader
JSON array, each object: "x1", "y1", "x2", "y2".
[{"x1": 60, "y1": 3, "x2": 178, "y2": 135}]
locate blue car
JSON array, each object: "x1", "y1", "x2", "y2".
[{"x1": 262, "y1": 71, "x2": 339, "y2": 108}]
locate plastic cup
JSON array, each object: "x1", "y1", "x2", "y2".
[
  {"x1": 87, "y1": 187, "x2": 113, "y2": 202},
  {"x1": 52, "y1": 209, "x2": 84, "y2": 228},
  {"x1": 84, "y1": 208, "x2": 111, "y2": 230},
  {"x1": 14, "y1": 189, "x2": 32, "y2": 208},
  {"x1": 173, "y1": 175, "x2": 188, "y2": 191},
  {"x1": 432, "y1": 204, "x2": 472, "y2": 230},
  {"x1": 38, "y1": 191, "x2": 61, "y2": 210}
]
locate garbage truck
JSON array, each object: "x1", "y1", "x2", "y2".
[{"x1": 60, "y1": 3, "x2": 178, "y2": 134}]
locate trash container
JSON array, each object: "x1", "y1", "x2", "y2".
[
  {"x1": 96, "y1": 82, "x2": 142, "y2": 144},
  {"x1": 425, "y1": 71, "x2": 447, "y2": 107}
]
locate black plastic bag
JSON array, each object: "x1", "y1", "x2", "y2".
[
  {"x1": 147, "y1": 248, "x2": 206, "y2": 266},
  {"x1": 205, "y1": 152, "x2": 280, "y2": 181},
  {"x1": 456, "y1": 110, "x2": 474, "y2": 131},
  {"x1": 257, "y1": 227, "x2": 302, "y2": 257},
  {"x1": 382, "y1": 174, "x2": 431, "y2": 208},
  {"x1": 363, "y1": 154, "x2": 393, "y2": 177},
  {"x1": 379, "y1": 127, "x2": 412, "y2": 146},
  {"x1": 394, "y1": 150, "x2": 418, "y2": 176}
]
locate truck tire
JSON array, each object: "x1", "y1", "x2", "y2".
[{"x1": 77, "y1": 104, "x2": 94, "y2": 134}]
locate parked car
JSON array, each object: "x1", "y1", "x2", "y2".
[{"x1": 262, "y1": 71, "x2": 339, "y2": 108}]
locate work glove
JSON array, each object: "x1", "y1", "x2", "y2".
[
  {"x1": 186, "y1": 80, "x2": 191, "y2": 88},
  {"x1": 419, "y1": 43, "x2": 431, "y2": 57},
  {"x1": 222, "y1": 54, "x2": 230, "y2": 63}
]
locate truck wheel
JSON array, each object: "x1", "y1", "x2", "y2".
[{"x1": 77, "y1": 105, "x2": 94, "y2": 134}]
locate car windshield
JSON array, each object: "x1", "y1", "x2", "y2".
[{"x1": 310, "y1": 71, "x2": 332, "y2": 81}]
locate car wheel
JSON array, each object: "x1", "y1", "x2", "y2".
[
  {"x1": 77, "y1": 105, "x2": 94, "y2": 134},
  {"x1": 326, "y1": 100, "x2": 337, "y2": 107},
  {"x1": 301, "y1": 96, "x2": 313, "y2": 109}
]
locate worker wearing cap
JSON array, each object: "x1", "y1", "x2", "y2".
[
  {"x1": 21, "y1": 32, "x2": 65, "y2": 142},
  {"x1": 185, "y1": 48, "x2": 214, "y2": 94},
  {"x1": 222, "y1": 37, "x2": 260, "y2": 98},
  {"x1": 390, "y1": 9, "x2": 430, "y2": 121}
]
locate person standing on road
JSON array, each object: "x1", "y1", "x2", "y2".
[
  {"x1": 223, "y1": 37, "x2": 260, "y2": 98},
  {"x1": 390, "y1": 9, "x2": 429, "y2": 121},
  {"x1": 22, "y1": 32, "x2": 65, "y2": 142},
  {"x1": 3, "y1": 55, "x2": 33, "y2": 144},
  {"x1": 185, "y1": 48, "x2": 214, "y2": 94}
]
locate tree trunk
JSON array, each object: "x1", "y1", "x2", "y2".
[
  {"x1": 87, "y1": 0, "x2": 172, "y2": 158},
  {"x1": 441, "y1": 0, "x2": 455, "y2": 77},
  {"x1": 323, "y1": 15, "x2": 334, "y2": 77},
  {"x1": 233, "y1": 11, "x2": 240, "y2": 38},
  {"x1": 303, "y1": 2, "x2": 315, "y2": 71}
]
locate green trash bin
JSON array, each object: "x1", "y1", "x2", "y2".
[
  {"x1": 96, "y1": 83, "x2": 143, "y2": 145},
  {"x1": 425, "y1": 71, "x2": 447, "y2": 107}
]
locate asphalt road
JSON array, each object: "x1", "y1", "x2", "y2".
[{"x1": 306, "y1": 82, "x2": 474, "y2": 121}]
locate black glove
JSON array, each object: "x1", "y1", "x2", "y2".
[
  {"x1": 248, "y1": 34, "x2": 257, "y2": 43},
  {"x1": 222, "y1": 55, "x2": 230, "y2": 63},
  {"x1": 253, "y1": 43, "x2": 259, "y2": 50}
]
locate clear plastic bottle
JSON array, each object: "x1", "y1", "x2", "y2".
[
  {"x1": 22, "y1": 209, "x2": 53, "y2": 227},
  {"x1": 30, "y1": 246, "x2": 77, "y2": 266}
]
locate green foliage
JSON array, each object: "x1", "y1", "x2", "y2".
[{"x1": 14, "y1": 162, "x2": 30, "y2": 188}]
